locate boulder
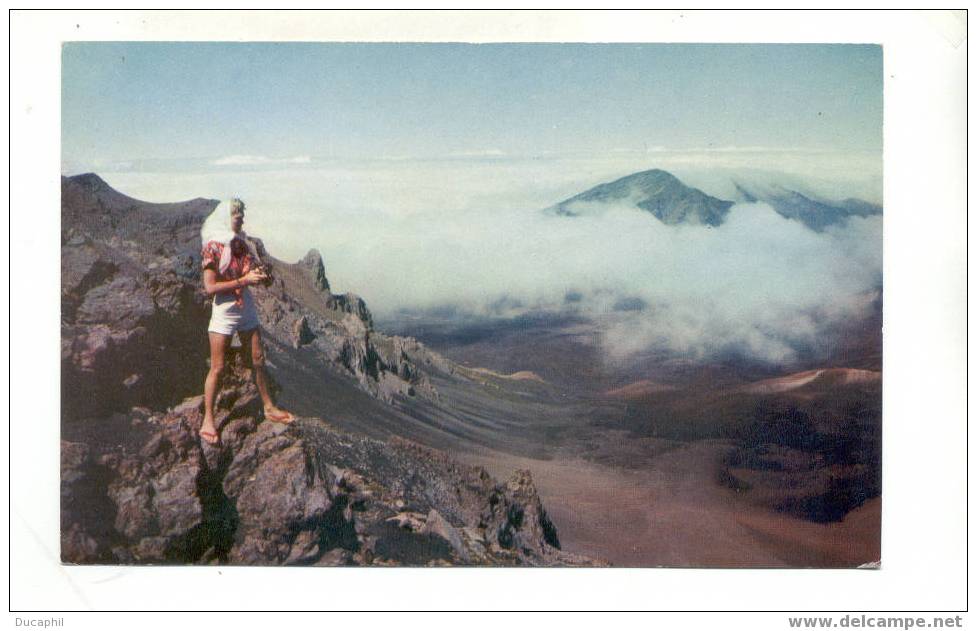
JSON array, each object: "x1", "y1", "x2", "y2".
[
  {"x1": 223, "y1": 423, "x2": 343, "y2": 564},
  {"x1": 420, "y1": 509, "x2": 469, "y2": 561},
  {"x1": 292, "y1": 315, "x2": 316, "y2": 348}
]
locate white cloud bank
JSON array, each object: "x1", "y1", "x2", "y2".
[{"x1": 103, "y1": 156, "x2": 881, "y2": 365}]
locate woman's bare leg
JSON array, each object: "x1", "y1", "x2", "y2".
[
  {"x1": 239, "y1": 327, "x2": 294, "y2": 423},
  {"x1": 202, "y1": 332, "x2": 231, "y2": 442}
]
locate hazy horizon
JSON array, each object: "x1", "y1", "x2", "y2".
[
  {"x1": 62, "y1": 42, "x2": 882, "y2": 366},
  {"x1": 63, "y1": 42, "x2": 881, "y2": 170}
]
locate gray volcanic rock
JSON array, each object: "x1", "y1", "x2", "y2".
[
  {"x1": 61, "y1": 440, "x2": 115, "y2": 562},
  {"x1": 61, "y1": 362, "x2": 595, "y2": 566},
  {"x1": 222, "y1": 421, "x2": 341, "y2": 564},
  {"x1": 292, "y1": 315, "x2": 316, "y2": 347},
  {"x1": 483, "y1": 469, "x2": 562, "y2": 555},
  {"x1": 301, "y1": 249, "x2": 331, "y2": 293},
  {"x1": 553, "y1": 169, "x2": 733, "y2": 226}
]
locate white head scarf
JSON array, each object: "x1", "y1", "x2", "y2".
[{"x1": 200, "y1": 199, "x2": 261, "y2": 274}]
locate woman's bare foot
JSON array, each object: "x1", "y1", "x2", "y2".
[
  {"x1": 199, "y1": 416, "x2": 220, "y2": 445},
  {"x1": 264, "y1": 406, "x2": 296, "y2": 424}
]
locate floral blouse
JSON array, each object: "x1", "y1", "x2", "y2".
[{"x1": 201, "y1": 238, "x2": 255, "y2": 306}]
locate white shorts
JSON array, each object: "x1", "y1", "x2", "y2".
[{"x1": 208, "y1": 288, "x2": 260, "y2": 336}]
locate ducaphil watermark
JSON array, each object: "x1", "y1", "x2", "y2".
[{"x1": 14, "y1": 618, "x2": 64, "y2": 628}]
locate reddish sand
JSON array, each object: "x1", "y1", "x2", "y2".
[
  {"x1": 604, "y1": 379, "x2": 678, "y2": 398},
  {"x1": 460, "y1": 366, "x2": 546, "y2": 383},
  {"x1": 741, "y1": 368, "x2": 881, "y2": 394},
  {"x1": 464, "y1": 441, "x2": 880, "y2": 568}
]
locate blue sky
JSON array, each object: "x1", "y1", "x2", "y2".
[
  {"x1": 62, "y1": 42, "x2": 881, "y2": 171},
  {"x1": 60, "y1": 42, "x2": 883, "y2": 364}
]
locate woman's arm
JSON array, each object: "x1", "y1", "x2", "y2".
[{"x1": 203, "y1": 268, "x2": 266, "y2": 296}]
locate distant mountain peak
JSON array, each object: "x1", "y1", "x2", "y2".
[{"x1": 552, "y1": 168, "x2": 734, "y2": 226}]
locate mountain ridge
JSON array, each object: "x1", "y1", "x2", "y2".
[
  {"x1": 553, "y1": 168, "x2": 882, "y2": 231},
  {"x1": 552, "y1": 168, "x2": 734, "y2": 226}
]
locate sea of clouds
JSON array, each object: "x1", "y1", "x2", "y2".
[{"x1": 95, "y1": 153, "x2": 882, "y2": 364}]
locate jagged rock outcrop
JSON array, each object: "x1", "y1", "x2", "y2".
[
  {"x1": 327, "y1": 292, "x2": 374, "y2": 330},
  {"x1": 300, "y1": 249, "x2": 331, "y2": 294},
  {"x1": 61, "y1": 360, "x2": 596, "y2": 566}
]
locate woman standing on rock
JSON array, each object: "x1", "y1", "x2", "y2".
[{"x1": 198, "y1": 198, "x2": 295, "y2": 445}]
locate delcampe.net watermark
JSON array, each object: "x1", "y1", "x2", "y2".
[{"x1": 788, "y1": 615, "x2": 964, "y2": 629}]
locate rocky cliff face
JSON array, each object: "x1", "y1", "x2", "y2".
[{"x1": 60, "y1": 173, "x2": 594, "y2": 566}]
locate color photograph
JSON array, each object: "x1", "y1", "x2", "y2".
[{"x1": 59, "y1": 40, "x2": 885, "y2": 568}]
